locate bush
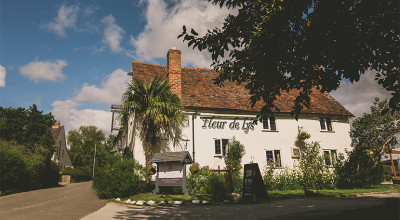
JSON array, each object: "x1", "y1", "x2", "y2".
[
  {"x1": 0, "y1": 141, "x2": 59, "y2": 193},
  {"x1": 61, "y1": 166, "x2": 92, "y2": 182},
  {"x1": 93, "y1": 158, "x2": 146, "y2": 199},
  {"x1": 0, "y1": 144, "x2": 29, "y2": 191},
  {"x1": 336, "y1": 148, "x2": 384, "y2": 188},
  {"x1": 206, "y1": 172, "x2": 231, "y2": 201},
  {"x1": 187, "y1": 167, "x2": 211, "y2": 195},
  {"x1": 224, "y1": 137, "x2": 245, "y2": 193},
  {"x1": 263, "y1": 165, "x2": 336, "y2": 191},
  {"x1": 41, "y1": 161, "x2": 60, "y2": 188},
  {"x1": 187, "y1": 166, "x2": 231, "y2": 201}
]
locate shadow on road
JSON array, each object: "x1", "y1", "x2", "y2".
[{"x1": 110, "y1": 198, "x2": 399, "y2": 220}]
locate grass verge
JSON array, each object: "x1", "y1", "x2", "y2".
[{"x1": 117, "y1": 184, "x2": 399, "y2": 204}]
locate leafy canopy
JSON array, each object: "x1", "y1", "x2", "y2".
[
  {"x1": 67, "y1": 126, "x2": 110, "y2": 168},
  {"x1": 179, "y1": 0, "x2": 399, "y2": 116},
  {"x1": 0, "y1": 104, "x2": 55, "y2": 158},
  {"x1": 121, "y1": 75, "x2": 184, "y2": 168}
]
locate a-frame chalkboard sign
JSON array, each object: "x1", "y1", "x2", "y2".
[{"x1": 242, "y1": 163, "x2": 270, "y2": 202}]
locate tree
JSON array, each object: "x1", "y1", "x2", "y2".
[
  {"x1": 179, "y1": 0, "x2": 399, "y2": 116},
  {"x1": 67, "y1": 126, "x2": 108, "y2": 168},
  {"x1": 337, "y1": 98, "x2": 400, "y2": 188},
  {"x1": 0, "y1": 104, "x2": 55, "y2": 158},
  {"x1": 121, "y1": 75, "x2": 184, "y2": 169}
]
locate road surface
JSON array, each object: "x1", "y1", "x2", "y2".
[{"x1": 0, "y1": 181, "x2": 107, "y2": 220}]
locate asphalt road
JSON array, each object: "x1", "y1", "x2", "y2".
[{"x1": 0, "y1": 181, "x2": 107, "y2": 220}]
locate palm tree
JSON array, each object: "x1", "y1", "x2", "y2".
[{"x1": 121, "y1": 75, "x2": 184, "y2": 169}]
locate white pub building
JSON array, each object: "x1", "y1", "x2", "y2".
[{"x1": 114, "y1": 48, "x2": 353, "y2": 172}]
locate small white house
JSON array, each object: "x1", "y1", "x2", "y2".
[{"x1": 116, "y1": 48, "x2": 353, "y2": 172}]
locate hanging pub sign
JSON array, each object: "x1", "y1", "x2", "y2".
[
  {"x1": 242, "y1": 163, "x2": 270, "y2": 202},
  {"x1": 150, "y1": 151, "x2": 193, "y2": 195}
]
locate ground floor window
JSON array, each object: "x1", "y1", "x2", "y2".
[
  {"x1": 266, "y1": 150, "x2": 282, "y2": 167},
  {"x1": 323, "y1": 150, "x2": 337, "y2": 166},
  {"x1": 214, "y1": 138, "x2": 229, "y2": 156}
]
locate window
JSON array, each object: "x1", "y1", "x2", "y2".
[
  {"x1": 215, "y1": 139, "x2": 229, "y2": 156},
  {"x1": 263, "y1": 116, "x2": 277, "y2": 131},
  {"x1": 266, "y1": 150, "x2": 282, "y2": 167},
  {"x1": 323, "y1": 150, "x2": 337, "y2": 166},
  {"x1": 319, "y1": 117, "x2": 332, "y2": 131}
]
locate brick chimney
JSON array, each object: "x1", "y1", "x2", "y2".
[
  {"x1": 167, "y1": 47, "x2": 182, "y2": 99},
  {"x1": 52, "y1": 121, "x2": 60, "y2": 128}
]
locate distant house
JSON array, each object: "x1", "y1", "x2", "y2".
[
  {"x1": 114, "y1": 47, "x2": 354, "y2": 171},
  {"x1": 51, "y1": 121, "x2": 72, "y2": 169}
]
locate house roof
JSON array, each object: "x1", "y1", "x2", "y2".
[
  {"x1": 132, "y1": 61, "x2": 353, "y2": 117},
  {"x1": 150, "y1": 151, "x2": 193, "y2": 164},
  {"x1": 52, "y1": 125, "x2": 64, "y2": 141}
]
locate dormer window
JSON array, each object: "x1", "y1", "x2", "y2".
[
  {"x1": 320, "y1": 117, "x2": 332, "y2": 131},
  {"x1": 262, "y1": 116, "x2": 276, "y2": 131}
]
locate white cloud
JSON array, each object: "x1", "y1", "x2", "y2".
[
  {"x1": 330, "y1": 70, "x2": 392, "y2": 117},
  {"x1": 130, "y1": 0, "x2": 233, "y2": 67},
  {"x1": 0, "y1": 65, "x2": 6, "y2": 87},
  {"x1": 19, "y1": 59, "x2": 67, "y2": 83},
  {"x1": 43, "y1": 4, "x2": 79, "y2": 37},
  {"x1": 101, "y1": 15, "x2": 125, "y2": 53},
  {"x1": 51, "y1": 69, "x2": 130, "y2": 136},
  {"x1": 73, "y1": 69, "x2": 130, "y2": 104},
  {"x1": 51, "y1": 99, "x2": 112, "y2": 136}
]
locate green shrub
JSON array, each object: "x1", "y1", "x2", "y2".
[
  {"x1": 263, "y1": 165, "x2": 336, "y2": 191},
  {"x1": 0, "y1": 144, "x2": 29, "y2": 191},
  {"x1": 61, "y1": 166, "x2": 92, "y2": 182},
  {"x1": 206, "y1": 172, "x2": 230, "y2": 201},
  {"x1": 187, "y1": 167, "x2": 211, "y2": 194},
  {"x1": 93, "y1": 158, "x2": 146, "y2": 199},
  {"x1": 0, "y1": 141, "x2": 59, "y2": 193},
  {"x1": 224, "y1": 137, "x2": 245, "y2": 193},
  {"x1": 336, "y1": 148, "x2": 384, "y2": 188},
  {"x1": 41, "y1": 161, "x2": 60, "y2": 188}
]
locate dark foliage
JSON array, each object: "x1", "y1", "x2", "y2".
[{"x1": 179, "y1": 0, "x2": 399, "y2": 116}]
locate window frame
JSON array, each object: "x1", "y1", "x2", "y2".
[
  {"x1": 265, "y1": 149, "x2": 282, "y2": 168},
  {"x1": 262, "y1": 116, "x2": 277, "y2": 131},
  {"x1": 319, "y1": 117, "x2": 333, "y2": 131},
  {"x1": 323, "y1": 149, "x2": 338, "y2": 167},
  {"x1": 214, "y1": 138, "x2": 229, "y2": 157}
]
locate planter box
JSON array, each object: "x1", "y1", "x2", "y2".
[
  {"x1": 392, "y1": 178, "x2": 400, "y2": 184},
  {"x1": 61, "y1": 175, "x2": 71, "y2": 183}
]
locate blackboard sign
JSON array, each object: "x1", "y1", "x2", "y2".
[{"x1": 242, "y1": 163, "x2": 270, "y2": 202}]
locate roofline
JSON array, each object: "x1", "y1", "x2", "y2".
[{"x1": 184, "y1": 106, "x2": 354, "y2": 117}]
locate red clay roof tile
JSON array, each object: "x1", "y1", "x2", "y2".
[{"x1": 132, "y1": 61, "x2": 353, "y2": 116}]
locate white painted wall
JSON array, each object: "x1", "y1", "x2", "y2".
[{"x1": 128, "y1": 110, "x2": 352, "y2": 173}]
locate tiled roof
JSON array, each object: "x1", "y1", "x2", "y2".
[
  {"x1": 150, "y1": 151, "x2": 193, "y2": 163},
  {"x1": 132, "y1": 61, "x2": 353, "y2": 116},
  {"x1": 52, "y1": 126, "x2": 64, "y2": 141}
]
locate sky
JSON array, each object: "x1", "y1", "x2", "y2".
[{"x1": 0, "y1": 0, "x2": 392, "y2": 137}]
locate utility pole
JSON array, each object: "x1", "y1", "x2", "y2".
[{"x1": 92, "y1": 144, "x2": 96, "y2": 179}]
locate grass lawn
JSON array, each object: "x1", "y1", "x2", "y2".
[
  {"x1": 123, "y1": 184, "x2": 399, "y2": 204},
  {"x1": 267, "y1": 184, "x2": 399, "y2": 200}
]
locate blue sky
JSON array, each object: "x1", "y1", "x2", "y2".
[{"x1": 0, "y1": 0, "x2": 391, "y2": 135}]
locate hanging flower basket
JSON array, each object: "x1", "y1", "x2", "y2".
[
  {"x1": 189, "y1": 163, "x2": 200, "y2": 174},
  {"x1": 297, "y1": 131, "x2": 311, "y2": 140},
  {"x1": 148, "y1": 166, "x2": 156, "y2": 175}
]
